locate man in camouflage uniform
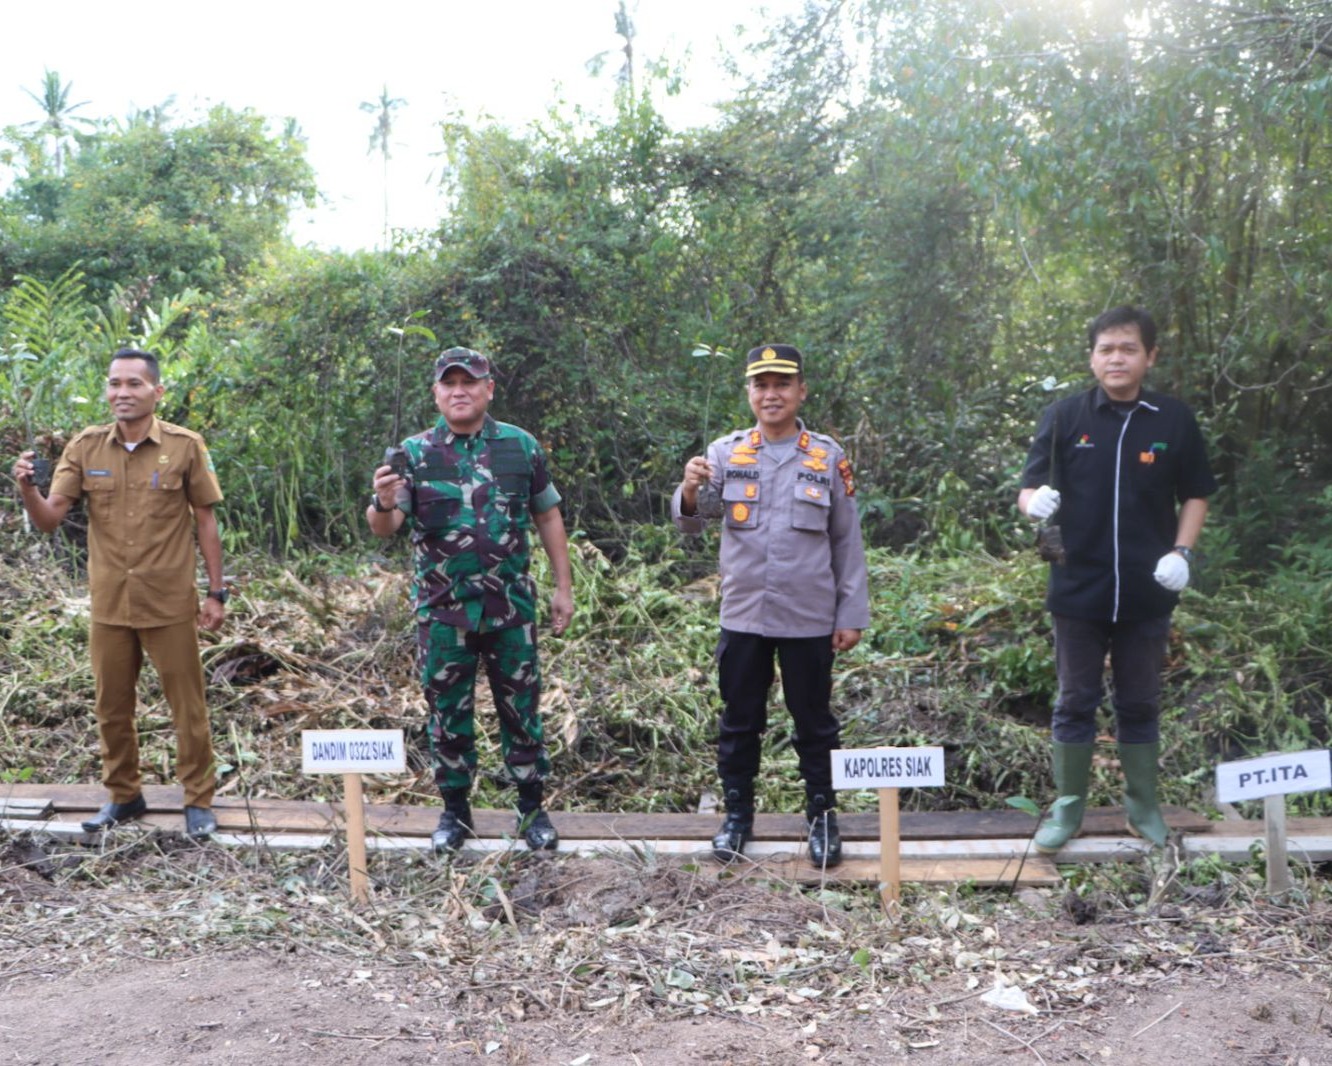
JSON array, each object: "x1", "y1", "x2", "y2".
[
  {"x1": 367, "y1": 347, "x2": 574, "y2": 853},
  {"x1": 673, "y1": 344, "x2": 870, "y2": 868}
]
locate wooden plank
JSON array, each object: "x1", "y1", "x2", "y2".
[
  {"x1": 14, "y1": 810, "x2": 1329, "y2": 869},
  {"x1": 0, "y1": 783, "x2": 1218, "y2": 840},
  {"x1": 726, "y1": 855, "x2": 1062, "y2": 887},
  {"x1": 1198, "y1": 817, "x2": 1332, "y2": 837},
  {"x1": 0, "y1": 798, "x2": 55, "y2": 819},
  {"x1": 1184, "y1": 834, "x2": 1332, "y2": 863},
  {"x1": 0, "y1": 818, "x2": 1060, "y2": 885}
]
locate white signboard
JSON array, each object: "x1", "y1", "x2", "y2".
[
  {"x1": 302, "y1": 730, "x2": 406, "y2": 775},
  {"x1": 832, "y1": 746, "x2": 945, "y2": 791},
  {"x1": 1215, "y1": 749, "x2": 1331, "y2": 803}
]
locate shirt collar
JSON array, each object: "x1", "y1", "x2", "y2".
[
  {"x1": 108, "y1": 415, "x2": 163, "y2": 446},
  {"x1": 1092, "y1": 386, "x2": 1159, "y2": 414},
  {"x1": 748, "y1": 419, "x2": 810, "y2": 450},
  {"x1": 437, "y1": 413, "x2": 498, "y2": 446}
]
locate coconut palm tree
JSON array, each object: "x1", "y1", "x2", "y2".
[
  {"x1": 360, "y1": 86, "x2": 406, "y2": 247},
  {"x1": 23, "y1": 70, "x2": 94, "y2": 175}
]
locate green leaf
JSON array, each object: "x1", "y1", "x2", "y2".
[{"x1": 1006, "y1": 796, "x2": 1041, "y2": 819}]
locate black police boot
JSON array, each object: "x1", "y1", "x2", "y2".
[
  {"x1": 711, "y1": 786, "x2": 755, "y2": 863},
  {"x1": 432, "y1": 789, "x2": 473, "y2": 854},
  {"x1": 806, "y1": 792, "x2": 842, "y2": 869},
  {"x1": 516, "y1": 781, "x2": 559, "y2": 851}
]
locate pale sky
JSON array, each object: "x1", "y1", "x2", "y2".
[{"x1": 3, "y1": 0, "x2": 801, "y2": 251}]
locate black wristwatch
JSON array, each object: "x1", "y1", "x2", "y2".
[
  {"x1": 370, "y1": 492, "x2": 394, "y2": 513},
  {"x1": 1172, "y1": 545, "x2": 1194, "y2": 562},
  {"x1": 207, "y1": 588, "x2": 230, "y2": 605}
]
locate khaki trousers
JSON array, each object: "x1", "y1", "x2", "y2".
[{"x1": 89, "y1": 619, "x2": 215, "y2": 807}]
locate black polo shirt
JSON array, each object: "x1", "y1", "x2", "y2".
[{"x1": 1022, "y1": 385, "x2": 1217, "y2": 623}]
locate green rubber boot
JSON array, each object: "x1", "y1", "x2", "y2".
[
  {"x1": 1034, "y1": 741, "x2": 1094, "y2": 855},
  {"x1": 1119, "y1": 741, "x2": 1169, "y2": 847}
]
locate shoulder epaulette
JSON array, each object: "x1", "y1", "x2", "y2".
[{"x1": 158, "y1": 421, "x2": 204, "y2": 441}]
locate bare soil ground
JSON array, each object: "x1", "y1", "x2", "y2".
[{"x1": 2, "y1": 834, "x2": 1329, "y2": 1066}]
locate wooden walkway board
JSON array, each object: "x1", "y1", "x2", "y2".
[
  {"x1": 726, "y1": 855, "x2": 1062, "y2": 887},
  {"x1": 0, "y1": 798, "x2": 55, "y2": 820},
  {"x1": 7, "y1": 782, "x2": 1332, "y2": 882},
  {"x1": 0, "y1": 783, "x2": 1213, "y2": 839}
]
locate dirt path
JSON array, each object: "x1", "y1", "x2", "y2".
[
  {"x1": 3, "y1": 837, "x2": 1330, "y2": 1066},
  {"x1": 2, "y1": 951, "x2": 1328, "y2": 1065}
]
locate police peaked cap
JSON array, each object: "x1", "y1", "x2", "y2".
[{"x1": 745, "y1": 344, "x2": 803, "y2": 377}]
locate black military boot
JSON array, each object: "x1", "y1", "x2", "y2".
[
  {"x1": 806, "y1": 792, "x2": 842, "y2": 868},
  {"x1": 516, "y1": 781, "x2": 559, "y2": 850},
  {"x1": 432, "y1": 788, "x2": 473, "y2": 854},
  {"x1": 711, "y1": 785, "x2": 755, "y2": 863}
]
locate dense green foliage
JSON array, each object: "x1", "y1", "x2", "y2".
[
  {"x1": 2, "y1": 1, "x2": 1331, "y2": 776},
  {"x1": 7, "y1": 2, "x2": 1329, "y2": 552},
  {"x1": 2, "y1": 539, "x2": 1327, "y2": 820}
]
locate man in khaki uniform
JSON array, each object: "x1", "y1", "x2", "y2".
[{"x1": 12, "y1": 348, "x2": 226, "y2": 838}]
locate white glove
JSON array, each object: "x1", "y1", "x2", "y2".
[
  {"x1": 1027, "y1": 485, "x2": 1061, "y2": 520},
  {"x1": 1153, "y1": 551, "x2": 1190, "y2": 592}
]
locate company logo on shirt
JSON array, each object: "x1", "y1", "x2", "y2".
[
  {"x1": 1139, "y1": 441, "x2": 1169, "y2": 464},
  {"x1": 1074, "y1": 434, "x2": 1094, "y2": 448}
]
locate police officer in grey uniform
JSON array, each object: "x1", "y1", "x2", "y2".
[{"x1": 673, "y1": 344, "x2": 870, "y2": 867}]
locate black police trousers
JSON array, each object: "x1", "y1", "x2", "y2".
[{"x1": 716, "y1": 628, "x2": 839, "y2": 793}]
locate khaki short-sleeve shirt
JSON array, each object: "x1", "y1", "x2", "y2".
[{"x1": 51, "y1": 417, "x2": 224, "y2": 626}]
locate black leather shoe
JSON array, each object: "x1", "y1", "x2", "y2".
[
  {"x1": 519, "y1": 809, "x2": 559, "y2": 850},
  {"x1": 808, "y1": 810, "x2": 842, "y2": 868},
  {"x1": 711, "y1": 811, "x2": 753, "y2": 863},
  {"x1": 81, "y1": 795, "x2": 147, "y2": 833},
  {"x1": 184, "y1": 806, "x2": 217, "y2": 839},
  {"x1": 432, "y1": 808, "x2": 473, "y2": 854}
]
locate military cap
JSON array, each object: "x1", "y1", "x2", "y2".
[
  {"x1": 434, "y1": 347, "x2": 493, "y2": 380},
  {"x1": 745, "y1": 344, "x2": 803, "y2": 377}
]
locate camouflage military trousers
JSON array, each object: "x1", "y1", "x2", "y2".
[{"x1": 418, "y1": 619, "x2": 549, "y2": 792}]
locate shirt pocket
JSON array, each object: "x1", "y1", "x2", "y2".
[
  {"x1": 82, "y1": 475, "x2": 116, "y2": 522},
  {"x1": 494, "y1": 473, "x2": 531, "y2": 528},
  {"x1": 416, "y1": 482, "x2": 465, "y2": 534},
  {"x1": 1127, "y1": 444, "x2": 1177, "y2": 506},
  {"x1": 791, "y1": 480, "x2": 831, "y2": 531},
  {"x1": 146, "y1": 473, "x2": 184, "y2": 516},
  {"x1": 722, "y1": 479, "x2": 759, "y2": 529}
]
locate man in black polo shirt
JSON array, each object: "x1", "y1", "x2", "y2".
[{"x1": 1019, "y1": 306, "x2": 1217, "y2": 853}]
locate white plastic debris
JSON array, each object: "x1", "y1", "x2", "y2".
[{"x1": 980, "y1": 979, "x2": 1038, "y2": 1015}]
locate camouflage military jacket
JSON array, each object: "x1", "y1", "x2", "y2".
[{"x1": 397, "y1": 415, "x2": 561, "y2": 631}]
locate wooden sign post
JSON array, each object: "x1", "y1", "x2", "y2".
[
  {"x1": 1215, "y1": 749, "x2": 1331, "y2": 897},
  {"x1": 832, "y1": 746, "x2": 945, "y2": 914},
  {"x1": 302, "y1": 729, "x2": 406, "y2": 904}
]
